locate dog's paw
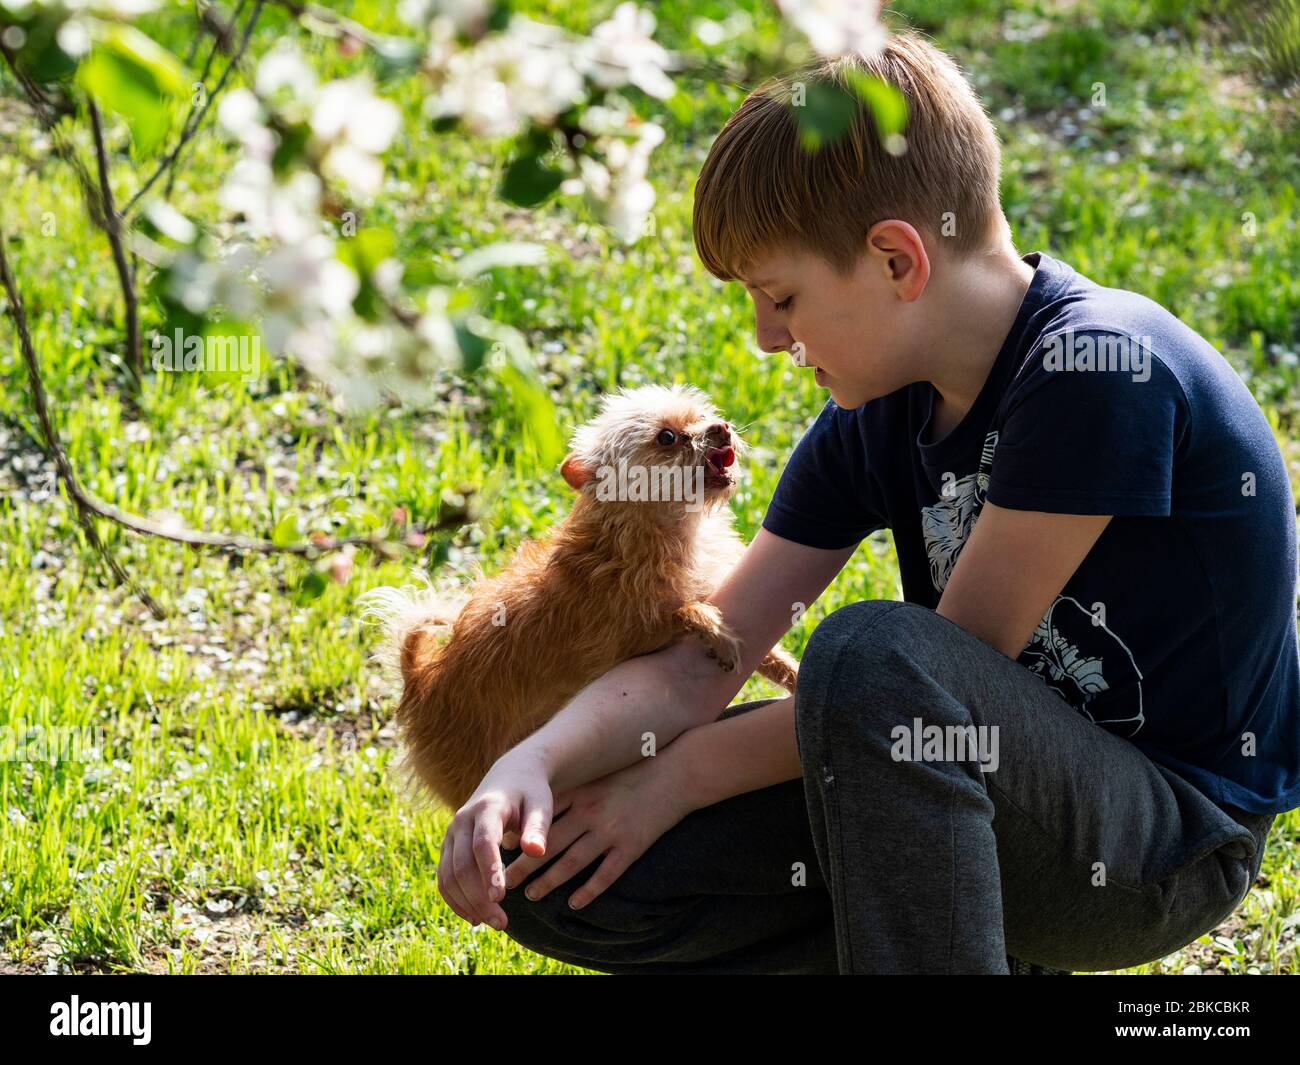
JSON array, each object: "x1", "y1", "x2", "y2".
[
  {"x1": 701, "y1": 630, "x2": 742, "y2": 673},
  {"x1": 675, "y1": 601, "x2": 743, "y2": 674}
]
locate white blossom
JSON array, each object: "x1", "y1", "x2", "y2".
[
  {"x1": 575, "y1": 110, "x2": 663, "y2": 241},
  {"x1": 254, "y1": 43, "x2": 318, "y2": 119},
  {"x1": 775, "y1": 0, "x2": 886, "y2": 58},
  {"x1": 164, "y1": 243, "x2": 259, "y2": 318},
  {"x1": 579, "y1": 4, "x2": 675, "y2": 99},
  {"x1": 398, "y1": 0, "x2": 493, "y2": 36},
  {"x1": 426, "y1": 18, "x2": 587, "y2": 139},
  {"x1": 312, "y1": 78, "x2": 401, "y2": 155},
  {"x1": 310, "y1": 77, "x2": 401, "y2": 199},
  {"x1": 55, "y1": 16, "x2": 90, "y2": 56}
]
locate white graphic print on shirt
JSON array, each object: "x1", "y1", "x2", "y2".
[{"x1": 920, "y1": 431, "x2": 1146, "y2": 737}]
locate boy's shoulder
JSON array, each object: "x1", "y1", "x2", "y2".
[
  {"x1": 1008, "y1": 253, "x2": 1257, "y2": 433},
  {"x1": 1023, "y1": 253, "x2": 1227, "y2": 383}
]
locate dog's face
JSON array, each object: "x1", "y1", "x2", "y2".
[{"x1": 560, "y1": 384, "x2": 744, "y2": 510}]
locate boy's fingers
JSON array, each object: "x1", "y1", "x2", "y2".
[
  {"x1": 503, "y1": 809, "x2": 582, "y2": 889},
  {"x1": 470, "y1": 799, "x2": 511, "y2": 917},
  {"x1": 570, "y1": 850, "x2": 630, "y2": 910},
  {"x1": 452, "y1": 821, "x2": 490, "y2": 923},
  {"x1": 519, "y1": 788, "x2": 555, "y2": 858},
  {"x1": 436, "y1": 830, "x2": 478, "y2": 926},
  {"x1": 502, "y1": 850, "x2": 544, "y2": 889},
  {"x1": 521, "y1": 833, "x2": 601, "y2": 901}
]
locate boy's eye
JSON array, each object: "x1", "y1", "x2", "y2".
[
  {"x1": 656, "y1": 428, "x2": 677, "y2": 446},
  {"x1": 774, "y1": 295, "x2": 793, "y2": 312}
]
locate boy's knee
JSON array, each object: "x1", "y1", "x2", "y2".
[
  {"x1": 494, "y1": 850, "x2": 681, "y2": 967},
  {"x1": 796, "y1": 599, "x2": 956, "y2": 763},
  {"x1": 804, "y1": 599, "x2": 916, "y2": 668},
  {"x1": 802, "y1": 599, "x2": 955, "y2": 690},
  {"x1": 797, "y1": 600, "x2": 908, "y2": 716}
]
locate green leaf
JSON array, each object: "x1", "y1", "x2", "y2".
[
  {"x1": 454, "y1": 322, "x2": 489, "y2": 373},
  {"x1": 500, "y1": 152, "x2": 564, "y2": 207},
  {"x1": 294, "y1": 568, "x2": 328, "y2": 604},
  {"x1": 147, "y1": 268, "x2": 204, "y2": 340},
  {"x1": 663, "y1": 89, "x2": 695, "y2": 126},
  {"x1": 271, "y1": 123, "x2": 312, "y2": 177},
  {"x1": 844, "y1": 70, "x2": 909, "y2": 140},
  {"x1": 271, "y1": 512, "x2": 300, "y2": 547},
  {"x1": 337, "y1": 228, "x2": 396, "y2": 271},
  {"x1": 337, "y1": 228, "x2": 397, "y2": 320},
  {"x1": 400, "y1": 260, "x2": 451, "y2": 290},
  {"x1": 496, "y1": 361, "x2": 564, "y2": 468},
  {"x1": 198, "y1": 321, "x2": 262, "y2": 386},
  {"x1": 76, "y1": 25, "x2": 188, "y2": 155},
  {"x1": 16, "y1": 21, "x2": 79, "y2": 83},
  {"x1": 428, "y1": 538, "x2": 452, "y2": 567},
  {"x1": 791, "y1": 80, "x2": 858, "y2": 151},
  {"x1": 485, "y1": 2, "x2": 512, "y2": 34}
]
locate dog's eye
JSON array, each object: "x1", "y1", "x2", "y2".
[{"x1": 656, "y1": 429, "x2": 676, "y2": 446}]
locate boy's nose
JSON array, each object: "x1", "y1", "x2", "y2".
[
  {"x1": 754, "y1": 310, "x2": 793, "y2": 353},
  {"x1": 756, "y1": 330, "x2": 792, "y2": 354}
]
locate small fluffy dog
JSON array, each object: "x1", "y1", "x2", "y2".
[{"x1": 360, "y1": 383, "x2": 798, "y2": 811}]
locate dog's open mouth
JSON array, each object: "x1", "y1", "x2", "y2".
[{"x1": 704, "y1": 445, "x2": 736, "y2": 486}]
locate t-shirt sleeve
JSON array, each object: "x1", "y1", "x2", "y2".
[
  {"x1": 986, "y1": 330, "x2": 1190, "y2": 516},
  {"x1": 760, "y1": 399, "x2": 888, "y2": 549}
]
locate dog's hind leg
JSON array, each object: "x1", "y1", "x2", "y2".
[{"x1": 756, "y1": 644, "x2": 798, "y2": 693}]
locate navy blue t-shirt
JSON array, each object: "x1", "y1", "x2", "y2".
[{"x1": 762, "y1": 250, "x2": 1300, "y2": 816}]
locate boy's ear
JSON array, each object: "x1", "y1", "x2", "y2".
[{"x1": 560, "y1": 452, "x2": 594, "y2": 490}]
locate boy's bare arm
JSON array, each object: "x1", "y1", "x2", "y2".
[
  {"x1": 526, "y1": 642, "x2": 723, "y2": 796},
  {"x1": 512, "y1": 530, "x2": 856, "y2": 796},
  {"x1": 662, "y1": 694, "x2": 801, "y2": 810}
]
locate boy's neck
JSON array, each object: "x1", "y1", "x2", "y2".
[{"x1": 920, "y1": 245, "x2": 1036, "y2": 438}]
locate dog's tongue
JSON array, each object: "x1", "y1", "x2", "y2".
[{"x1": 706, "y1": 446, "x2": 735, "y2": 471}]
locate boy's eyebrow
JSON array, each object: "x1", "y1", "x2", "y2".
[{"x1": 741, "y1": 275, "x2": 778, "y2": 289}]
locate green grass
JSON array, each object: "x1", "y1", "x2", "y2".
[{"x1": 0, "y1": 0, "x2": 1296, "y2": 974}]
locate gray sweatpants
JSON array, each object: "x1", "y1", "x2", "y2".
[{"x1": 497, "y1": 599, "x2": 1275, "y2": 974}]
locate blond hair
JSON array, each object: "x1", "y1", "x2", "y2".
[{"x1": 693, "y1": 29, "x2": 1007, "y2": 280}]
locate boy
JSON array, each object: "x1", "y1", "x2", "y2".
[{"x1": 434, "y1": 30, "x2": 1300, "y2": 974}]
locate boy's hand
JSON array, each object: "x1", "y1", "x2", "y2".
[
  {"x1": 501, "y1": 754, "x2": 695, "y2": 911},
  {"x1": 437, "y1": 750, "x2": 555, "y2": 930}
]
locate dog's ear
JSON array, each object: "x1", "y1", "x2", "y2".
[{"x1": 560, "y1": 451, "x2": 594, "y2": 490}]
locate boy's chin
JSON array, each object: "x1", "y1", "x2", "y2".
[{"x1": 826, "y1": 383, "x2": 872, "y2": 411}]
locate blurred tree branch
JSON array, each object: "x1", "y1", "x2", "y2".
[{"x1": 0, "y1": 229, "x2": 469, "y2": 617}]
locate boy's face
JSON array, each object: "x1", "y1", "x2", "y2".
[{"x1": 739, "y1": 237, "x2": 926, "y2": 411}]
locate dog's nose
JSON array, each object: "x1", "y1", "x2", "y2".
[{"x1": 705, "y1": 421, "x2": 732, "y2": 444}]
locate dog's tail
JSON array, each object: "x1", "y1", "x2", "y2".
[{"x1": 357, "y1": 569, "x2": 475, "y2": 689}]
